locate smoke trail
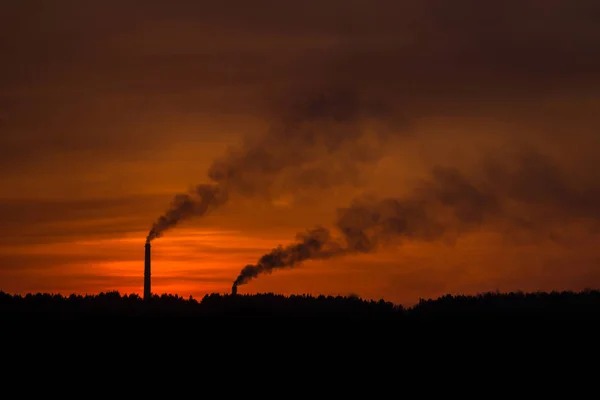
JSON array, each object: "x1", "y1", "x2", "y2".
[
  {"x1": 233, "y1": 226, "x2": 345, "y2": 286},
  {"x1": 146, "y1": 184, "x2": 227, "y2": 242},
  {"x1": 232, "y1": 150, "x2": 600, "y2": 289},
  {"x1": 146, "y1": 90, "x2": 398, "y2": 242},
  {"x1": 232, "y1": 164, "x2": 501, "y2": 288}
]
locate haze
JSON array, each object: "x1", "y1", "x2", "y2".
[{"x1": 1, "y1": 0, "x2": 599, "y2": 305}]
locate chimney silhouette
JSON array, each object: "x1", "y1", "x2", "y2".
[{"x1": 144, "y1": 241, "x2": 151, "y2": 301}]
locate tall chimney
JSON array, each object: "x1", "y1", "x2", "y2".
[{"x1": 144, "y1": 241, "x2": 151, "y2": 301}]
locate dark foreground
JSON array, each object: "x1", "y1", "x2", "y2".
[
  {"x1": 2, "y1": 289, "x2": 600, "y2": 323},
  {"x1": 4, "y1": 290, "x2": 600, "y2": 360},
  {"x1": 2, "y1": 290, "x2": 597, "y2": 382}
]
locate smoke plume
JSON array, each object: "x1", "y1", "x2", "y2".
[
  {"x1": 146, "y1": 90, "x2": 397, "y2": 242},
  {"x1": 146, "y1": 184, "x2": 227, "y2": 242},
  {"x1": 233, "y1": 226, "x2": 345, "y2": 286},
  {"x1": 232, "y1": 149, "x2": 600, "y2": 288}
]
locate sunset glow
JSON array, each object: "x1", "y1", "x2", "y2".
[{"x1": 1, "y1": 0, "x2": 599, "y2": 306}]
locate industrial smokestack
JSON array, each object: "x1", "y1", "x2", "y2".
[
  {"x1": 231, "y1": 284, "x2": 237, "y2": 296},
  {"x1": 144, "y1": 241, "x2": 151, "y2": 301}
]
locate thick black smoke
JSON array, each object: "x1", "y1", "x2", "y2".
[
  {"x1": 232, "y1": 150, "x2": 600, "y2": 289},
  {"x1": 231, "y1": 165, "x2": 498, "y2": 287},
  {"x1": 233, "y1": 226, "x2": 345, "y2": 286},
  {"x1": 146, "y1": 184, "x2": 227, "y2": 242},
  {"x1": 146, "y1": 90, "x2": 396, "y2": 242}
]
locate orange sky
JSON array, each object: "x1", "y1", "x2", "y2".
[{"x1": 1, "y1": 0, "x2": 600, "y2": 306}]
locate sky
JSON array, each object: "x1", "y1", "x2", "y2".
[{"x1": 1, "y1": 0, "x2": 599, "y2": 305}]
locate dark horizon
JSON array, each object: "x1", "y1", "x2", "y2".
[{"x1": 3, "y1": 288, "x2": 600, "y2": 324}]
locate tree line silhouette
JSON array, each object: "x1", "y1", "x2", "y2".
[{"x1": 2, "y1": 289, "x2": 600, "y2": 321}]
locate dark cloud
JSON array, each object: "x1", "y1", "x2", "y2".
[
  {"x1": 0, "y1": 194, "x2": 168, "y2": 245},
  {"x1": 0, "y1": 195, "x2": 162, "y2": 225},
  {"x1": 482, "y1": 151, "x2": 600, "y2": 219},
  {"x1": 3, "y1": 0, "x2": 598, "y2": 111},
  {"x1": 2, "y1": 0, "x2": 599, "y2": 171}
]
